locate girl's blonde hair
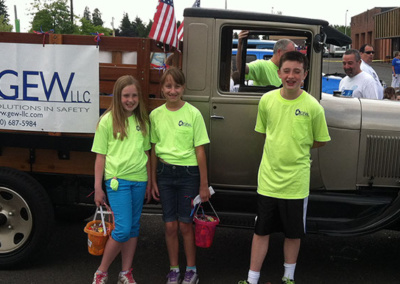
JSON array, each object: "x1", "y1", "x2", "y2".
[{"x1": 101, "y1": 75, "x2": 149, "y2": 140}]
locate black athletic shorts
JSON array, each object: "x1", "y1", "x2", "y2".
[{"x1": 254, "y1": 194, "x2": 308, "y2": 238}]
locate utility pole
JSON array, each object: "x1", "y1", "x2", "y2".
[
  {"x1": 70, "y1": 0, "x2": 74, "y2": 25},
  {"x1": 14, "y1": 5, "x2": 20, "y2": 33},
  {"x1": 225, "y1": 0, "x2": 227, "y2": 9},
  {"x1": 111, "y1": 17, "x2": 115, "y2": 37},
  {"x1": 344, "y1": 9, "x2": 348, "y2": 36}
]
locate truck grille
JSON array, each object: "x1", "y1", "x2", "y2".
[{"x1": 364, "y1": 135, "x2": 400, "y2": 178}]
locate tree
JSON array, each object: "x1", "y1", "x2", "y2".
[
  {"x1": 332, "y1": 25, "x2": 351, "y2": 37},
  {"x1": 79, "y1": 17, "x2": 112, "y2": 36},
  {"x1": 133, "y1": 16, "x2": 146, "y2": 37},
  {"x1": 31, "y1": 9, "x2": 53, "y2": 32},
  {"x1": 145, "y1": 19, "x2": 152, "y2": 37},
  {"x1": 92, "y1": 8, "x2": 103, "y2": 27},
  {"x1": 83, "y1": 6, "x2": 91, "y2": 21},
  {"x1": 30, "y1": 0, "x2": 77, "y2": 34},
  {"x1": 118, "y1": 13, "x2": 135, "y2": 37},
  {"x1": 0, "y1": 0, "x2": 11, "y2": 31},
  {"x1": 0, "y1": 0, "x2": 9, "y2": 21},
  {"x1": 0, "y1": 15, "x2": 12, "y2": 32}
]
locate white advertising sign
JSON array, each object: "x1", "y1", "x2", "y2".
[{"x1": 0, "y1": 43, "x2": 99, "y2": 133}]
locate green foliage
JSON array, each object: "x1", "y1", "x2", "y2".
[
  {"x1": 118, "y1": 12, "x2": 134, "y2": 37},
  {"x1": 25, "y1": 1, "x2": 151, "y2": 37},
  {"x1": 134, "y1": 16, "x2": 147, "y2": 37},
  {"x1": 145, "y1": 19, "x2": 153, "y2": 37},
  {"x1": 0, "y1": 0, "x2": 11, "y2": 31},
  {"x1": 0, "y1": 14, "x2": 12, "y2": 32},
  {"x1": 79, "y1": 17, "x2": 112, "y2": 36},
  {"x1": 92, "y1": 8, "x2": 103, "y2": 26},
  {"x1": 30, "y1": 0, "x2": 77, "y2": 34},
  {"x1": 0, "y1": 0, "x2": 9, "y2": 20},
  {"x1": 116, "y1": 13, "x2": 153, "y2": 38},
  {"x1": 83, "y1": 6, "x2": 91, "y2": 21},
  {"x1": 332, "y1": 24, "x2": 351, "y2": 37}
]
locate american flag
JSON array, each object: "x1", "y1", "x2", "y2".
[
  {"x1": 149, "y1": 0, "x2": 179, "y2": 48},
  {"x1": 177, "y1": 0, "x2": 201, "y2": 41}
]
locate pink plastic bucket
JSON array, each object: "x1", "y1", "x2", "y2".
[{"x1": 194, "y1": 215, "x2": 219, "y2": 248}]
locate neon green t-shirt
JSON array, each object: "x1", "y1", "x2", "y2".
[
  {"x1": 150, "y1": 102, "x2": 210, "y2": 166},
  {"x1": 91, "y1": 112, "x2": 151, "y2": 182},
  {"x1": 255, "y1": 89, "x2": 331, "y2": 199},
  {"x1": 245, "y1": 59, "x2": 281, "y2": 86}
]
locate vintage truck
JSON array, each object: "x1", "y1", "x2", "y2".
[{"x1": 1, "y1": 7, "x2": 400, "y2": 268}]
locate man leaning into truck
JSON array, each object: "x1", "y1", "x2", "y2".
[
  {"x1": 236, "y1": 30, "x2": 296, "y2": 87},
  {"x1": 239, "y1": 51, "x2": 330, "y2": 284}
]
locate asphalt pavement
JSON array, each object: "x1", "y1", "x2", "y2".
[{"x1": 1, "y1": 214, "x2": 400, "y2": 283}]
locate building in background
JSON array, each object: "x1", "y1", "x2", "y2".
[{"x1": 351, "y1": 7, "x2": 399, "y2": 62}]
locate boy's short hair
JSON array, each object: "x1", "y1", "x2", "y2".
[{"x1": 278, "y1": 51, "x2": 308, "y2": 71}]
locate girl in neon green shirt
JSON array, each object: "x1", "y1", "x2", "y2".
[
  {"x1": 91, "y1": 75, "x2": 151, "y2": 284},
  {"x1": 150, "y1": 67, "x2": 210, "y2": 284}
]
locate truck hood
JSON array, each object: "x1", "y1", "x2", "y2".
[{"x1": 321, "y1": 94, "x2": 400, "y2": 132}]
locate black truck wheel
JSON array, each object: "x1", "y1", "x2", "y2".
[{"x1": 0, "y1": 167, "x2": 54, "y2": 269}]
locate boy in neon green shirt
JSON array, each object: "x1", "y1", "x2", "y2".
[{"x1": 240, "y1": 51, "x2": 330, "y2": 284}]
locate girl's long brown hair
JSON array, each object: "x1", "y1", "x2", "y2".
[{"x1": 101, "y1": 75, "x2": 149, "y2": 140}]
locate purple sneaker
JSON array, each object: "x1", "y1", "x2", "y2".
[
  {"x1": 182, "y1": 270, "x2": 199, "y2": 284},
  {"x1": 166, "y1": 270, "x2": 181, "y2": 284}
]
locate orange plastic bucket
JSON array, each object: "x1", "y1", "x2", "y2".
[
  {"x1": 84, "y1": 220, "x2": 113, "y2": 255},
  {"x1": 84, "y1": 206, "x2": 114, "y2": 256},
  {"x1": 194, "y1": 215, "x2": 219, "y2": 248}
]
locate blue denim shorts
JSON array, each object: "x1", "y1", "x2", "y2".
[
  {"x1": 105, "y1": 179, "x2": 147, "y2": 242},
  {"x1": 156, "y1": 161, "x2": 200, "y2": 223}
]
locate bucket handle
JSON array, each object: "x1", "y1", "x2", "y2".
[
  {"x1": 194, "y1": 200, "x2": 219, "y2": 221},
  {"x1": 93, "y1": 206, "x2": 109, "y2": 236}
]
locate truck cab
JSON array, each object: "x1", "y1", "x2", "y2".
[{"x1": 181, "y1": 8, "x2": 400, "y2": 234}]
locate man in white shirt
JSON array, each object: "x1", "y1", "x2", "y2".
[
  {"x1": 359, "y1": 44, "x2": 383, "y2": 99},
  {"x1": 339, "y1": 49, "x2": 379, "y2": 100}
]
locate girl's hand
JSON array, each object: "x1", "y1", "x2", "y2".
[
  {"x1": 199, "y1": 184, "x2": 210, "y2": 203},
  {"x1": 145, "y1": 182, "x2": 152, "y2": 204},
  {"x1": 94, "y1": 188, "x2": 106, "y2": 207},
  {"x1": 152, "y1": 181, "x2": 160, "y2": 201}
]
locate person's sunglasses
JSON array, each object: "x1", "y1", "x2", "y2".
[{"x1": 365, "y1": 51, "x2": 375, "y2": 54}]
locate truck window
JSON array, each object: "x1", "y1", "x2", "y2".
[{"x1": 219, "y1": 26, "x2": 312, "y2": 95}]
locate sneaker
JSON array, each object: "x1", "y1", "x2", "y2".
[
  {"x1": 92, "y1": 271, "x2": 108, "y2": 284},
  {"x1": 237, "y1": 281, "x2": 250, "y2": 284},
  {"x1": 182, "y1": 270, "x2": 199, "y2": 284},
  {"x1": 282, "y1": 277, "x2": 295, "y2": 284},
  {"x1": 166, "y1": 270, "x2": 181, "y2": 284},
  {"x1": 118, "y1": 268, "x2": 137, "y2": 284}
]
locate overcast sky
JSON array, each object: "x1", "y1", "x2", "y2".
[{"x1": 5, "y1": 0, "x2": 400, "y2": 33}]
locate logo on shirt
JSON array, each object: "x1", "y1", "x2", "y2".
[
  {"x1": 136, "y1": 125, "x2": 141, "y2": 131},
  {"x1": 178, "y1": 120, "x2": 192, "y2": 127},
  {"x1": 295, "y1": 109, "x2": 309, "y2": 117}
]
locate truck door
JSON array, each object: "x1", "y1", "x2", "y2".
[{"x1": 208, "y1": 23, "x2": 314, "y2": 190}]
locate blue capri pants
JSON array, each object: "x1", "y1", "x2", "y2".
[{"x1": 105, "y1": 179, "x2": 147, "y2": 243}]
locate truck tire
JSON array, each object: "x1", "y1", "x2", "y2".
[{"x1": 0, "y1": 167, "x2": 54, "y2": 269}]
